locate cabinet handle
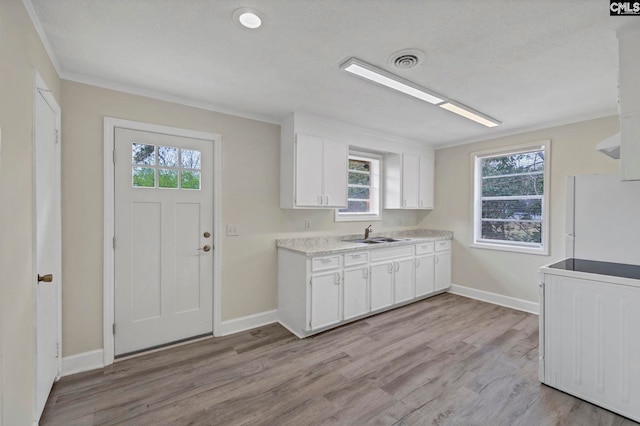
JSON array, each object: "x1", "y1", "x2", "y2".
[
  {"x1": 395, "y1": 262, "x2": 400, "y2": 272},
  {"x1": 352, "y1": 254, "x2": 361, "y2": 259},
  {"x1": 403, "y1": 199, "x2": 407, "y2": 207},
  {"x1": 420, "y1": 200, "x2": 423, "y2": 207},
  {"x1": 363, "y1": 267, "x2": 369, "y2": 278},
  {"x1": 415, "y1": 258, "x2": 420, "y2": 268},
  {"x1": 387, "y1": 263, "x2": 393, "y2": 273},
  {"x1": 435, "y1": 255, "x2": 439, "y2": 264},
  {"x1": 335, "y1": 272, "x2": 341, "y2": 284},
  {"x1": 325, "y1": 195, "x2": 329, "y2": 205},
  {"x1": 321, "y1": 258, "x2": 332, "y2": 264}
]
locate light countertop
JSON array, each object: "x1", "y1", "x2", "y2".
[{"x1": 277, "y1": 229, "x2": 453, "y2": 256}]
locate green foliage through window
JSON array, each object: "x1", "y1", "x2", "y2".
[{"x1": 477, "y1": 149, "x2": 545, "y2": 245}]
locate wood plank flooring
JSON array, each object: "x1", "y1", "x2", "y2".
[{"x1": 41, "y1": 294, "x2": 639, "y2": 425}]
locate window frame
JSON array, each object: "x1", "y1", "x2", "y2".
[
  {"x1": 335, "y1": 150, "x2": 382, "y2": 222},
  {"x1": 470, "y1": 140, "x2": 551, "y2": 255}
]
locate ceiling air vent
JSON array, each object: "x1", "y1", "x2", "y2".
[{"x1": 388, "y1": 49, "x2": 426, "y2": 70}]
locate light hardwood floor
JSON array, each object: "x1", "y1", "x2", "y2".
[{"x1": 41, "y1": 294, "x2": 639, "y2": 425}]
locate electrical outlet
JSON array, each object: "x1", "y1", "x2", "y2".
[
  {"x1": 304, "y1": 219, "x2": 311, "y2": 231},
  {"x1": 226, "y1": 224, "x2": 239, "y2": 236}
]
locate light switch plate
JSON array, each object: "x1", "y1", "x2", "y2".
[{"x1": 226, "y1": 224, "x2": 239, "y2": 236}]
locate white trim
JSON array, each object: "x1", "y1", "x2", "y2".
[
  {"x1": 22, "y1": 1, "x2": 62, "y2": 76},
  {"x1": 434, "y1": 108, "x2": 616, "y2": 150},
  {"x1": 61, "y1": 350, "x2": 104, "y2": 377},
  {"x1": 448, "y1": 284, "x2": 539, "y2": 315},
  {"x1": 219, "y1": 310, "x2": 278, "y2": 336},
  {"x1": 469, "y1": 140, "x2": 551, "y2": 256},
  {"x1": 103, "y1": 118, "x2": 222, "y2": 366},
  {"x1": 64, "y1": 71, "x2": 279, "y2": 126}
]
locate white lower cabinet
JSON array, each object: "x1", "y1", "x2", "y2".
[
  {"x1": 370, "y1": 262, "x2": 394, "y2": 311},
  {"x1": 434, "y1": 240, "x2": 451, "y2": 292},
  {"x1": 415, "y1": 253, "x2": 435, "y2": 297},
  {"x1": 277, "y1": 239, "x2": 452, "y2": 338},
  {"x1": 343, "y1": 266, "x2": 369, "y2": 320},
  {"x1": 310, "y1": 271, "x2": 342, "y2": 329},
  {"x1": 394, "y1": 257, "x2": 415, "y2": 303}
]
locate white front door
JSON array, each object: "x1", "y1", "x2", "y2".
[
  {"x1": 34, "y1": 76, "x2": 61, "y2": 422},
  {"x1": 114, "y1": 128, "x2": 214, "y2": 356}
]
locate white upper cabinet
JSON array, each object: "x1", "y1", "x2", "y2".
[
  {"x1": 618, "y1": 24, "x2": 640, "y2": 181},
  {"x1": 384, "y1": 153, "x2": 434, "y2": 209},
  {"x1": 281, "y1": 131, "x2": 348, "y2": 209}
]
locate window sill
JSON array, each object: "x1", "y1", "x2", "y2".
[
  {"x1": 470, "y1": 242, "x2": 549, "y2": 256},
  {"x1": 334, "y1": 214, "x2": 382, "y2": 223}
]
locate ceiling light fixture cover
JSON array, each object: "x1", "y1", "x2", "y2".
[
  {"x1": 232, "y1": 8, "x2": 265, "y2": 29},
  {"x1": 439, "y1": 101, "x2": 501, "y2": 127},
  {"x1": 340, "y1": 58, "x2": 445, "y2": 105}
]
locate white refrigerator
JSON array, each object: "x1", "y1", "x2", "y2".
[{"x1": 565, "y1": 173, "x2": 640, "y2": 265}]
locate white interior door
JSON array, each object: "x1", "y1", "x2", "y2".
[
  {"x1": 114, "y1": 128, "x2": 213, "y2": 356},
  {"x1": 34, "y1": 78, "x2": 61, "y2": 422}
]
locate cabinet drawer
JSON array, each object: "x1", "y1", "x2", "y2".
[
  {"x1": 435, "y1": 240, "x2": 451, "y2": 252},
  {"x1": 344, "y1": 251, "x2": 369, "y2": 266},
  {"x1": 371, "y1": 245, "x2": 413, "y2": 262},
  {"x1": 311, "y1": 255, "x2": 341, "y2": 271},
  {"x1": 415, "y1": 242, "x2": 434, "y2": 254}
]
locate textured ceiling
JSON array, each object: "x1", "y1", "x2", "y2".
[{"x1": 29, "y1": 0, "x2": 623, "y2": 146}]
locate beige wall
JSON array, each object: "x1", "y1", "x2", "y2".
[
  {"x1": 420, "y1": 116, "x2": 620, "y2": 303},
  {"x1": 61, "y1": 81, "x2": 421, "y2": 356},
  {"x1": 0, "y1": 0, "x2": 61, "y2": 424}
]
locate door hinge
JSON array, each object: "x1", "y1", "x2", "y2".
[
  {"x1": 112, "y1": 323, "x2": 116, "y2": 336},
  {"x1": 113, "y1": 237, "x2": 116, "y2": 250},
  {"x1": 56, "y1": 342, "x2": 60, "y2": 358},
  {"x1": 113, "y1": 149, "x2": 116, "y2": 164},
  {"x1": 55, "y1": 129, "x2": 60, "y2": 144}
]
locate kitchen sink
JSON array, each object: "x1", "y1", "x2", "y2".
[{"x1": 347, "y1": 237, "x2": 410, "y2": 244}]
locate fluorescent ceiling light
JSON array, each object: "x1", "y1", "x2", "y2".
[
  {"x1": 439, "y1": 100, "x2": 501, "y2": 127},
  {"x1": 340, "y1": 58, "x2": 444, "y2": 105}
]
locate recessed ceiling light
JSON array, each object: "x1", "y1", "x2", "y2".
[{"x1": 232, "y1": 8, "x2": 265, "y2": 30}]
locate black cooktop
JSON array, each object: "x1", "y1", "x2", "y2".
[{"x1": 547, "y1": 258, "x2": 640, "y2": 281}]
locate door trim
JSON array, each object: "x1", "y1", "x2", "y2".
[
  {"x1": 103, "y1": 117, "x2": 222, "y2": 366},
  {"x1": 32, "y1": 69, "x2": 62, "y2": 421}
]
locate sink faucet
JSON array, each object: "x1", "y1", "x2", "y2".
[{"x1": 364, "y1": 224, "x2": 373, "y2": 240}]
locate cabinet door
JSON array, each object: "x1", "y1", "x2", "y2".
[
  {"x1": 295, "y1": 134, "x2": 324, "y2": 206},
  {"x1": 418, "y1": 155, "x2": 434, "y2": 209},
  {"x1": 394, "y1": 258, "x2": 415, "y2": 303},
  {"x1": 370, "y1": 262, "x2": 394, "y2": 311},
  {"x1": 310, "y1": 271, "x2": 342, "y2": 329},
  {"x1": 322, "y1": 139, "x2": 348, "y2": 207},
  {"x1": 434, "y1": 251, "x2": 451, "y2": 292},
  {"x1": 343, "y1": 266, "x2": 369, "y2": 320},
  {"x1": 402, "y1": 154, "x2": 419, "y2": 208},
  {"x1": 415, "y1": 254, "x2": 435, "y2": 297}
]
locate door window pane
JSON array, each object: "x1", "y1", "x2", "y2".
[
  {"x1": 159, "y1": 169, "x2": 178, "y2": 188},
  {"x1": 181, "y1": 170, "x2": 201, "y2": 190},
  {"x1": 132, "y1": 167, "x2": 155, "y2": 187},
  {"x1": 132, "y1": 144, "x2": 155, "y2": 165},
  {"x1": 158, "y1": 146, "x2": 178, "y2": 167},
  {"x1": 181, "y1": 149, "x2": 201, "y2": 169}
]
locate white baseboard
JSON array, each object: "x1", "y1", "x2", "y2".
[
  {"x1": 449, "y1": 284, "x2": 539, "y2": 315},
  {"x1": 219, "y1": 309, "x2": 278, "y2": 336},
  {"x1": 61, "y1": 349, "x2": 104, "y2": 377}
]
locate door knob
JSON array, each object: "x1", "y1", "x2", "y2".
[
  {"x1": 202, "y1": 245, "x2": 211, "y2": 252},
  {"x1": 38, "y1": 274, "x2": 53, "y2": 283}
]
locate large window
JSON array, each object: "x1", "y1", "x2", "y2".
[
  {"x1": 335, "y1": 152, "x2": 381, "y2": 221},
  {"x1": 471, "y1": 141, "x2": 550, "y2": 254}
]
